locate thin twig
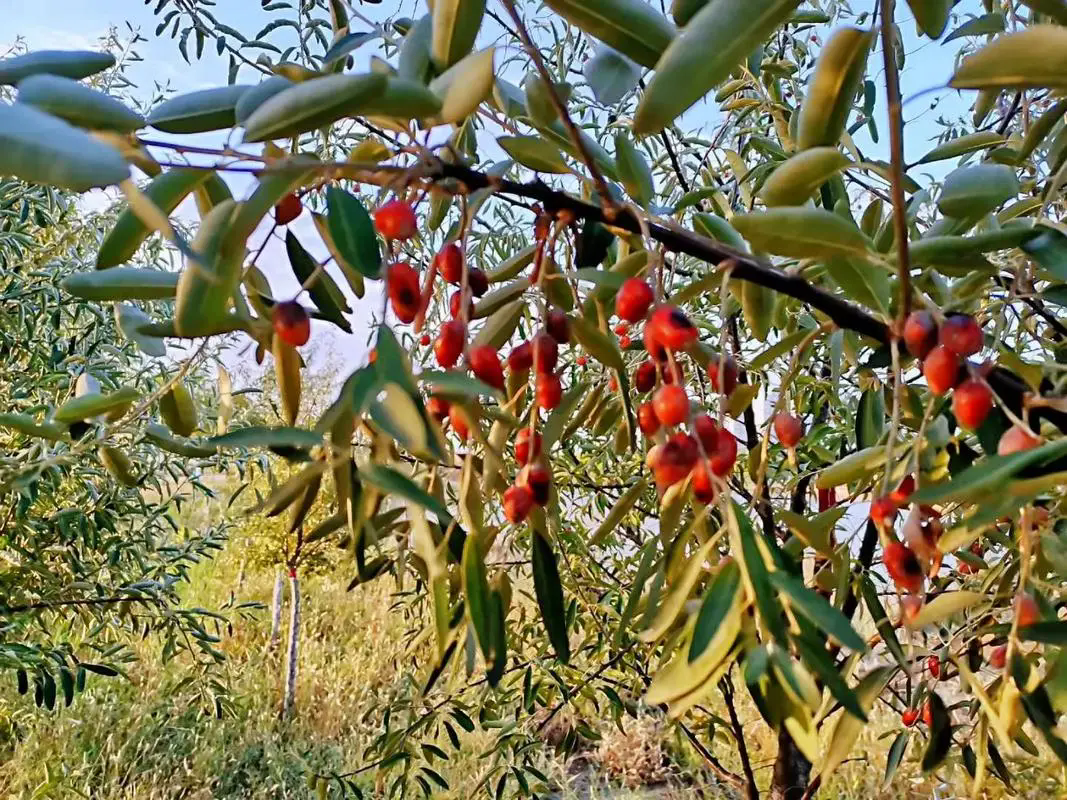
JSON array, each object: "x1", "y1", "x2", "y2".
[
  {"x1": 880, "y1": 0, "x2": 912, "y2": 324},
  {"x1": 721, "y1": 674, "x2": 759, "y2": 800}
]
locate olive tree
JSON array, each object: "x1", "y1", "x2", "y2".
[{"x1": 5, "y1": 0, "x2": 1067, "y2": 796}]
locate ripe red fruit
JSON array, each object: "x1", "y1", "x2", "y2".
[
  {"x1": 609, "y1": 374, "x2": 619, "y2": 392},
  {"x1": 434, "y1": 243, "x2": 463, "y2": 284},
  {"x1": 884, "y1": 540, "x2": 924, "y2": 594},
  {"x1": 923, "y1": 345, "x2": 960, "y2": 395},
  {"x1": 693, "y1": 414, "x2": 719, "y2": 452},
  {"x1": 647, "y1": 306, "x2": 698, "y2": 351},
  {"x1": 434, "y1": 320, "x2": 466, "y2": 368},
  {"x1": 774, "y1": 413, "x2": 804, "y2": 448},
  {"x1": 999, "y1": 425, "x2": 1040, "y2": 455},
  {"x1": 426, "y1": 395, "x2": 450, "y2": 422},
  {"x1": 515, "y1": 428, "x2": 541, "y2": 465},
  {"x1": 653, "y1": 385, "x2": 689, "y2": 426},
  {"x1": 655, "y1": 433, "x2": 700, "y2": 488},
  {"x1": 519, "y1": 463, "x2": 551, "y2": 505},
  {"x1": 890, "y1": 475, "x2": 916, "y2": 507},
  {"x1": 576, "y1": 355, "x2": 588, "y2": 367},
  {"x1": 921, "y1": 699, "x2": 934, "y2": 727},
  {"x1": 634, "y1": 360, "x2": 657, "y2": 393},
  {"x1": 272, "y1": 300, "x2": 310, "y2": 347},
  {"x1": 419, "y1": 333, "x2": 432, "y2": 347},
  {"x1": 503, "y1": 484, "x2": 534, "y2": 524},
  {"x1": 469, "y1": 345, "x2": 505, "y2": 390},
  {"x1": 1015, "y1": 591, "x2": 1040, "y2": 627},
  {"x1": 449, "y1": 405, "x2": 470, "y2": 441},
  {"x1": 691, "y1": 460, "x2": 716, "y2": 504},
  {"x1": 940, "y1": 314, "x2": 983, "y2": 357},
  {"x1": 870, "y1": 496, "x2": 898, "y2": 528},
  {"x1": 274, "y1": 192, "x2": 302, "y2": 225},
  {"x1": 536, "y1": 372, "x2": 562, "y2": 410},
  {"x1": 638, "y1": 402, "x2": 661, "y2": 437},
  {"x1": 468, "y1": 267, "x2": 489, "y2": 297},
  {"x1": 927, "y1": 656, "x2": 941, "y2": 680},
  {"x1": 903, "y1": 310, "x2": 938, "y2": 360},
  {"x1": 708, "y1": 354, "x2": 738, "y2": 396},
  {"x1": 619, "y1": 334, "x2": 632, "y2": 348},
  {"x1": 709, "y1": 429, "x2": 738, "y2": 476},
  {"x1": 614, "y1": 322, "x2": 630, "y2": 336},
  {"x1": 449, "y1": 291, "x2": 473, "y2": 320},
  {"x1": 901, "y1": 708, "x2": 920, "y2": 727},
  {"x1": 615, "y1": 278, "x2": 654, "y2": 323},
  {"x1": 533, "y1": 332, "x2": 559, "y2": 374},
  {"x1": 990, "y1": 644, "x2": 1008, "y2": 670},
  {"x1": 643, "y1": 325, "x2": 668, "y2": 362},
  {"x1": 388, "y1": 262, "x2": 421, "y2": 324},
  {"x1": 546, "y1": 310, "x2": 571, "y2": 344},
  {"x1": 374, "y1": 199, "x2": 418, "y2": 240},
  {"x1": 900, "y1": 594, "x2": 923, "y2": 624},
  {"x1": 508, "y1": 341, "x2": 533, "y2": 372},
  {"x1": 953, "y1": 379, "x2": 993, "y2": 431}
]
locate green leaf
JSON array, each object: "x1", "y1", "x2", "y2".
[
  {"x1": 795, "y1": 27, "x2": 873, "y2": 149},
  {"x1": 916, "y1": 131, "x2": 1006, "y2": 164},
  {"x1": 950, "y1": 26, "x2": 1067, "y2": 90},
  {"x1": 906, "y1": 0, "x2": 952, "y2": 38},
  {"x1": 362, "y1": 75, "x2": 443, "y2": 120},
  {"x1": 430, "y1": 0, "x2": 486, "y2": 70},
  {"x1": 114, "y1": 304, "x2": 166, "y2": 357},
  {"x1": 639, "y1": 534, "x2": 718, "y2": 643},
  {"x1": 693, "y1": 212, "x2": 748, "y2": 251},
  {"x1": 322, "y1": 31, "x2": 379, "y2": 66},
  {"x1": 0, "y1": 413, "x2": 68, "y2": 441},
  {"x1": 234, "y1": 76, "x2": 294, "y2": 125},
  {"x1": 1022, "y1": 226, "x2": 1067, "y2": 281},
  {"x1": 938, "y1": 164, "x2": 1019, "y2": 219},
  {"x1": 17, "y1": 74, "x2": 145, "y2": 132},
  {"x1": 818, "y1": 667, "x2": 894, "y2": 782},
  {"x1": 883, "y1": 732, "x2": 909, "y2": 787},
  {"x1": 614, "y1": 133, "x2": 654, "y2": 207},
  {"x1": 471, "y1": 298, "x2": 524, "y2": 350},
  {"x1": 147, "y1": 84, "x2": 252, "y2": 133},
  {"x1": 541, "y1": 380, "x2": 591, "y2": 453},
  {"x1": 284, "y1": 231, "x2": 352, "y2": 332},
  {"x1": 583, "y1": 45, "x2": 640, "y2": 105},
  {"x1": 62, "y1": 267, "x2": 179, "y2": 301},
  {"x1": 421, "y1": 370, "x2": 502, "y2": 401},
  {"x1": 398, "y1": 14, "x2": 433, "y2": 82},
  {"x1": 855, "y1": 388, "x2": 885, "y2": 450},
  {"x1": 209, "y1": 425, "x2": 323, "y2": 450},
  {"x1": 1020, "y1": 0, "x2": 1067, "y2": 26},
  {"x1": 730, "y1": 502, "x2": 787, "y2": 644},
  {"x1": 911, "y1": 438, "x2": 1067, "y2": 504},
  {"x1": 906, "y1": 590, "x2": 986, "y2": 629},
  {"x1": 531, "y1": 530, "x2": 570, "y2": 663},
  {"x1": 759, "y1": 148, "x2": 850, "y2": 206},
  {"x1": 860, "y1": 574, "x2": 908, "y2": 669},
  {"x1": 242, "y1": 73, "x2": 387, "y2": 142},
  {"x1": 634, "y1": 0, "x2": 799, "y2": 134},
  {"x1": 462, "y1": 533, "x2": 493, "y2": 662},
  {"x1": 569, "y1": 315, "x2": 625, "y2": 371},
  {"x1": 732, "y1": 208, "x2": 871, "y2": 258},
  {"x1": 430, "y1": 48, "x2": 495, "y2": 124},
  {"x1": 769, "y1": 572, "x2": 865, "y2": 651},
  {"x1": 359, "y1": 463, "x2": 450, "y2": 523},
  {"x1": 53, "y1": 386, "x2": 139, "y2": 424},
  {"x1": 921, "y1": 692, "x2": 953, "y2": 771},
  {"x1": 589, "y1": 478, "x2": 648, "y2": 546},
  {"x1": 1021, "y1": 620, "x2": 1067, "y2": 645},
  {"x1": 689, "y1": 561, "x2": 742, "y2": 662},
  {"x1": 0, "y1": 103, "x2": 129, "y2": 191},
  {"x1": 543, "y1": 0, "x2": 675, "y2": 70},
  {"x1": 496, "y1": 135, "x2": 569, "y2": 174},
  {"x1": 143, "y1": 423, "x2": 216, "y2": 458},
  {"x1": 325, "y1": 188, "x2": 381, "y2": 280},
  {"x1": 0, "y1": 49, "x2": 114, "y2": 84}
]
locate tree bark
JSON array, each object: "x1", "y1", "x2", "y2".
[
  {"x1": 770, "y1": 728, "x2": 812, "y2": 800},
  {"x1": 268, "y1": 568, "x2": 284, "y2": 651},
  {"x1": 282, "y1": 570, "x2": 300, "y2": 720}
]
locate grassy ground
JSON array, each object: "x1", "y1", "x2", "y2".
[{"x1": 0, "y1": 547, "x2": 1060, "y2": 799}]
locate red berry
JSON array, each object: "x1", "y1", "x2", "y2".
[
  {"x1": 927, "y1": 656, "x2": 941, "y2": 680},
  {"x1": 921, "y1": 699, "x2": 934, "y2": 727},
  {"x1": 990, "y1": 644, "x2": 1008, "y2": 670},
  {"x1": 468, "y1": 267, "x2": 488, "y2": 297},
  {"x1": 901, "y1": 708, "x2": 919, "y2": 727},
  {"x1": 434, "y1": 243, "x2": 463, "y2": 284},
  {"x1": 654, "y1": 433, "x2": 699, "y2": 488},
  {"x1": 653, "y1": 385, "x2": 689, "y2": 427},
  {"x1": 449, "y1": 404, "x2": 470, "y2": 441},
  {"x1": 691, "y1": 460, "x2": 716, "y2": 504},
  {"x1": 449, "y1": 291, "x2": 473, "y2": 320},
  {"x1": 546, "y1": 310, "x2": 571, "y2": 344},
  {"x1": 536, "y1": 372, "x2": 562, "y2": 410},
  {"x1": 940, "y1": 314, "x2": 983, "y2": 357},
  {"x1": 434, "y1": 320, "x2": 466, "y2": 368},
  {"x1": 615, "y1": 278, "x2": 654, "y2": 323},
  {"x1": 614, "y1": 322, "x2": 630, "y2": 336},
  {"x1": 388, "y1": 262, "x2": 421, "y2": 324},
  {"x1": 923, "y1": 345, "x2": 960, "y2": 395},
  {"x1": 426, "y1": 395, "x2": 450, "y2": 422},
  {"x1": 709, "y1": 428, "x2": 738, "y2": 476},
  {"x1": 503, "y1": 484, "x2": 534, "y2": 524},
  {"x1": 953, "y1": 379, "x2": 993, "y2": 431},
  {"x1": 889, "y1": 475, "x2": 916, "y2": 507},
  {"x1": 609, "y1": 374, "x2": 619, "y2": 392},
  {"x1": 634, "y1": 361, "x2": 657, "y2": 393},
  {"x1": 999, "y1": 426, "x2": 1040, "y2": 455},
  {"x1": 647, "y1": 306, "x2": 698, "y2": 351},
  {"x1": 374, "y1": 199, "x2": 417, "y2": 240},
  {"x1": 870, "y1": 496, "x2": 898, "y2": 528},
  {"x1": 576, "y1": 355, "x2": 588, "y2": 367},
  {"x1": 469, "y1": 345, "x2": 505, "y2": 390},
  {"x1": 643, "y1": 325, "x2": 668, "y2": 362},
  {"x1": 692, "y1": 414, "x2": 719, "y2": 452},
  {"x1": 515, "y1": 428, "x2": 542, "y2": 465},
  {"x1": 619, "y1": 334, "x2": 632, "y2": 348},
  {"x1": 274, "y1": 192, "x2": 302, "y2": 226},
  {"x1": 773, "y1": 413, "x2": 804, "y2": 448},
  {"x1": 508, "y1": 341, "x2": 533, "y2": 372},
  {"x1": 884, "y1": 540, "x2": 924, "y2": 594},
  {"x1": 708, "y1": 353, "x2": 738, "y2": 396},
  {"x1": 638, "y1": 402, "x2": 661, "y2": 437},
  {"x1": 903, "y1": 310, "x2": 938, "y2": 360},
  {"x1": 419, "y1": 333, "x2": 432, "y2": 346},
  {"x1": 519, "y1": 463, "x2": 551, "y2": 505},
  {"x1": 533, "y1": 332, "x2": 559, "y2": 374},
  {"x1": 1015, "y1": 591, "x2": 1040, "y2": 627},
  {"x1": 271, "y1": 300, "x2": 310, "y2": 347}
]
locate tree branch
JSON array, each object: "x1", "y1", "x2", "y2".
[{"x1": 721, "y1": 674, "x2": 760, "y2": 800}]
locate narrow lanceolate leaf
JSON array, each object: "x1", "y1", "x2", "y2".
[
  {"x1": 147, "y1": 85, "x2": 252, "y2": 133},
  {"x1": 431, "y1": 0, "x2": 486, "y2": 69},
  {"x1": 285, "y1": 231, "x2": 352, "y2": 333},
  {"x1": 1020, "y1": 0, "x2": 1067, "y2": 26},
  {"x1": 0, "y1": 413, "x2": 68, "y2": 441},
  {"x1": 732, "y1": 208, "x2": 871, "y2": 258},
  {"x1": 543, "y1": 0, "x2": 676, "y2": 70},
  {"x1": 541, "y1": 381, "x2": 590, "y2": 452},
  {"x1": 159, "y1": 383, "x2": 198, "y2": 437},
  {"x1": 234, "y1": 76, "x2": 294, "y2": 124},
  {"x1": 273, "y1": 334, "x2": 302, "y2": 426},
  {"x1": 496, "y1": 135, "x2": 569, "y2": 174},
  {"x1": 569, "y1": 315, "x2": 625, "y2": 371},
  {"x1": 818, "y1": 667, "x2": 894, "y2": 782},
  {"x1": 634, "y1": 0, "x2": 799, "y2": 134},
  {"x1": 0, "y1": 49, "x2": 114, "y2": 84},
  {"x1": 825, "y1": 257, "x2": 890, "y2": 315},
  {"x1": 905, "y1": 0, "x2": 952, "y2": 39},
  {"x1": 796, "y1": 27, "x2": 873, "y2": 150},
  {"x1": 210, "y1": 425, "x2": 323, "y2": 450},
  {"x1": 175, "y1": 201, "x2": 243, "y2": 337},
  {"x1": 462, "y1": 533, "x2": 493, "y2": 661},
  {"x1": 17, "y1": 75, "x2": 145, "y2": 132},
  {"x1": 855, "y1": 388, "x2": 885, "y2": 449},
  {"x1": 950, "y1": 26, "x2": 1067, "y2": 90},
  {"x1": 359, "y1": 464, "x2": 450, "y2": 522},
  {"x1": 0, "y1": 104, "x2": 128, "y2": 191},
  {"x1": 429, "y1": 47, "x2": 495, "y2": 124},
  {"x1": 614, "y1": 133, "x2": 654, "y2": 207},
  {"x1": 144, "y1": 423, "x2": 216, "y2": 458},
  {"x1": 398, "y1": 14, "x2": 433, "y2": 82},
  {"x1": 938, "y1": 164, "x2": 1019, "y2": 219},
  {"x1": 325, "y1": 188, "x2": 381, "y2": 280},
  {"x1": 583, "y1": 45, "x2": 641, "y2": 105},
  {"x1": 769, "y1": 572, "x2": 865, "y2": 651},
  {"x1": 54, "y1": 387, "x2": 139, "y2": 424},
  {"x1": 242, "y1": 73, "x2": 387, "y2": 142},
  {"x1": 97, "y1": 169, "x2": 208, "y2": 268},
  {"x1": 590, "y1": 478, "x2": 648, "y2": 545},
  {"x1": 689, "y1": 561, "x2": 742, "y2": 661},
  {"x1": 906, "y1": 590, "x2": 986, "y2": 629},
  {"x1": 62, "y1": 268, "x2": 179, "y2": 301},
  {"x1": 916, "y1": 131, "x2": 1005, "y2": 164},
  {"x1": 944, "y1": 12, "x2": 1006, "y2": 44},
  {"x1": 360, "y1": 76, "x2": 442, "y2": 120},
  {"x1": 1017, "y1": 98, "x2": 1067, "y2": 164},
  {"x1": 639, "y1": 534, "x2": 718, "y2": 642},
  {"x1": 759, "y1": 148, "x2": 850, "y2": 206},
  {"x1": 531, "y1": 531, "x2": 570, "y2": 663}
]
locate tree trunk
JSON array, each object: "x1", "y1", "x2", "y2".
[
  {"x1": 770, "y1": 728, "x2": 812, "y2": 800},
  {"x1": 268, "y1": 568, "x2": 284, "y2": 651},
  {"x1": 282, "y1": 570, "x2": 300, "y2": 720}
]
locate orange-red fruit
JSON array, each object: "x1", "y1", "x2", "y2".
[
  {"x1": 990, "y1": 644, "x2": 1008, "y2": 670},
  {"x1": 1015, "y1": 591, "x2": 1040, "y2": 627},
  {"x1": 901, "y1": 708, "x2": 920, "y2": 727},
  {"x1": 708, "y1": 354, "x2": 738, "y2": 396},
  {"x1": 272, "y1": 300, "x2": 310, "y2": 347},
  {"x1": 449, "y1": 290, "x2": 473, "y2": 319},
  {"x1": 940, "y1": 314, "x2": 983, "y2": 357},
  {"x1": 468, "y1": 267, "x2": 488, "y2": 297},
  {"x1": 619, "y1": 334, "x2": 632, "y2": 349},
  {"x1": 519, "y1": 463, "x2": 551, "y2": 505},
  {"x1": 388, "y1": 262, "x2": 421, "y2": 323},
  {"x1": 374, "y1": 199, "x2": 417, "y2": 240},
  {"x1": 634, "y1": 360, "x2": 657, "y2": 393},
  {"x1": 653, "y1": 385, "x2": 689, "y2": 427},
  {"x1": 469, "y1": 345, "x2": 505, "y2": 390},
  {"x1": 709, "y1": 428, "x2": 738, "y2": 476},
  {"x1": 503, "y1": 484, "x2": 534, "y2": 524},
  {"x1": 999, "y1": 425, "x2": 1040, "y2": 455},
  {"x1": 870, "y1": 496, "x2": 898, "y2": 528},
  {"x1": 427, "y1": 395, "x2": 450, "y2": 422},
  {"x1": 434, "y1": 320, "x2": 466, "y2": 368},
  {"x1": 434, "y1": 243, "x2": 463, "y2": 284},
  {"x1": 613, "y1": 322, "x2": 630, "y2": 336},
  {"x1": 615, "y1": 278, "x2": 654, "y2": 323},
  {"x1": 921, "y1": 699, "x2": 934, "y2": 727},
  {"x1": 274, "y1": 192, "x2": 302, "y2": 225},
  {"x1": 654, "y1": 433, "x2": 700, "y2": 488},
  {"x1": 643, "y1": 325, "x2": 668, "y2": 362},
  {"x1": 638, "y1": 402, "x2": 661, "y2": 438},
  {"x1": 774, "y1": 413, "x2": 804, "y2": 448},
  {"x1": 647, "y1": 306, "x2": 698, "y2": 351},
  {"x1": 515, "y1": 429, "x2": 542, "y2": 465},
  {"x1": 923, "y1": 345, "x2": 960, "y2": 395},
  {"x1": 693, "y1": 414, "x2": 719, "y2": 453},
  {"x1": 508, "y1": 341, "x2": 533, "y2": 372},
  {"x1": 419, "y1": 333, "x2": 432, "y2": 347},
  {"x1": 890, "y1": 475, "x2": 916, "y2": 507},
  {"x1": 536, "y1": 372, "x2": 562, "y2": 410},
  {"x1": 449, "y1": 405, "x2": 470, "y2": 441},
  {"x1": 609, "y1": 374, "x2": 619, "y2": 392},
  {"x1": 953, "y1": 379, "x2": 993, "y2": 431},
  {"x1": 533, "y1": 332, "x2": 559, "y2": 374},
  {"x1": 691, "y1": 460, "x2": 716, "y2": 503},
  {"x1": 576, "y1": 355, "x2": 588, "y2": 366},
  {"x1": 884, "y1": 540, "x2": 923, "y2": 594},
  {"x1": 903, "y1": 310, "x2": 938, "y2": 360},
  {"x1": 928, "y1": 656, "x2": 941, "y2": 680},
  {"x1": 546, "y1": 310, "x2": 571, "y2": 344}
]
